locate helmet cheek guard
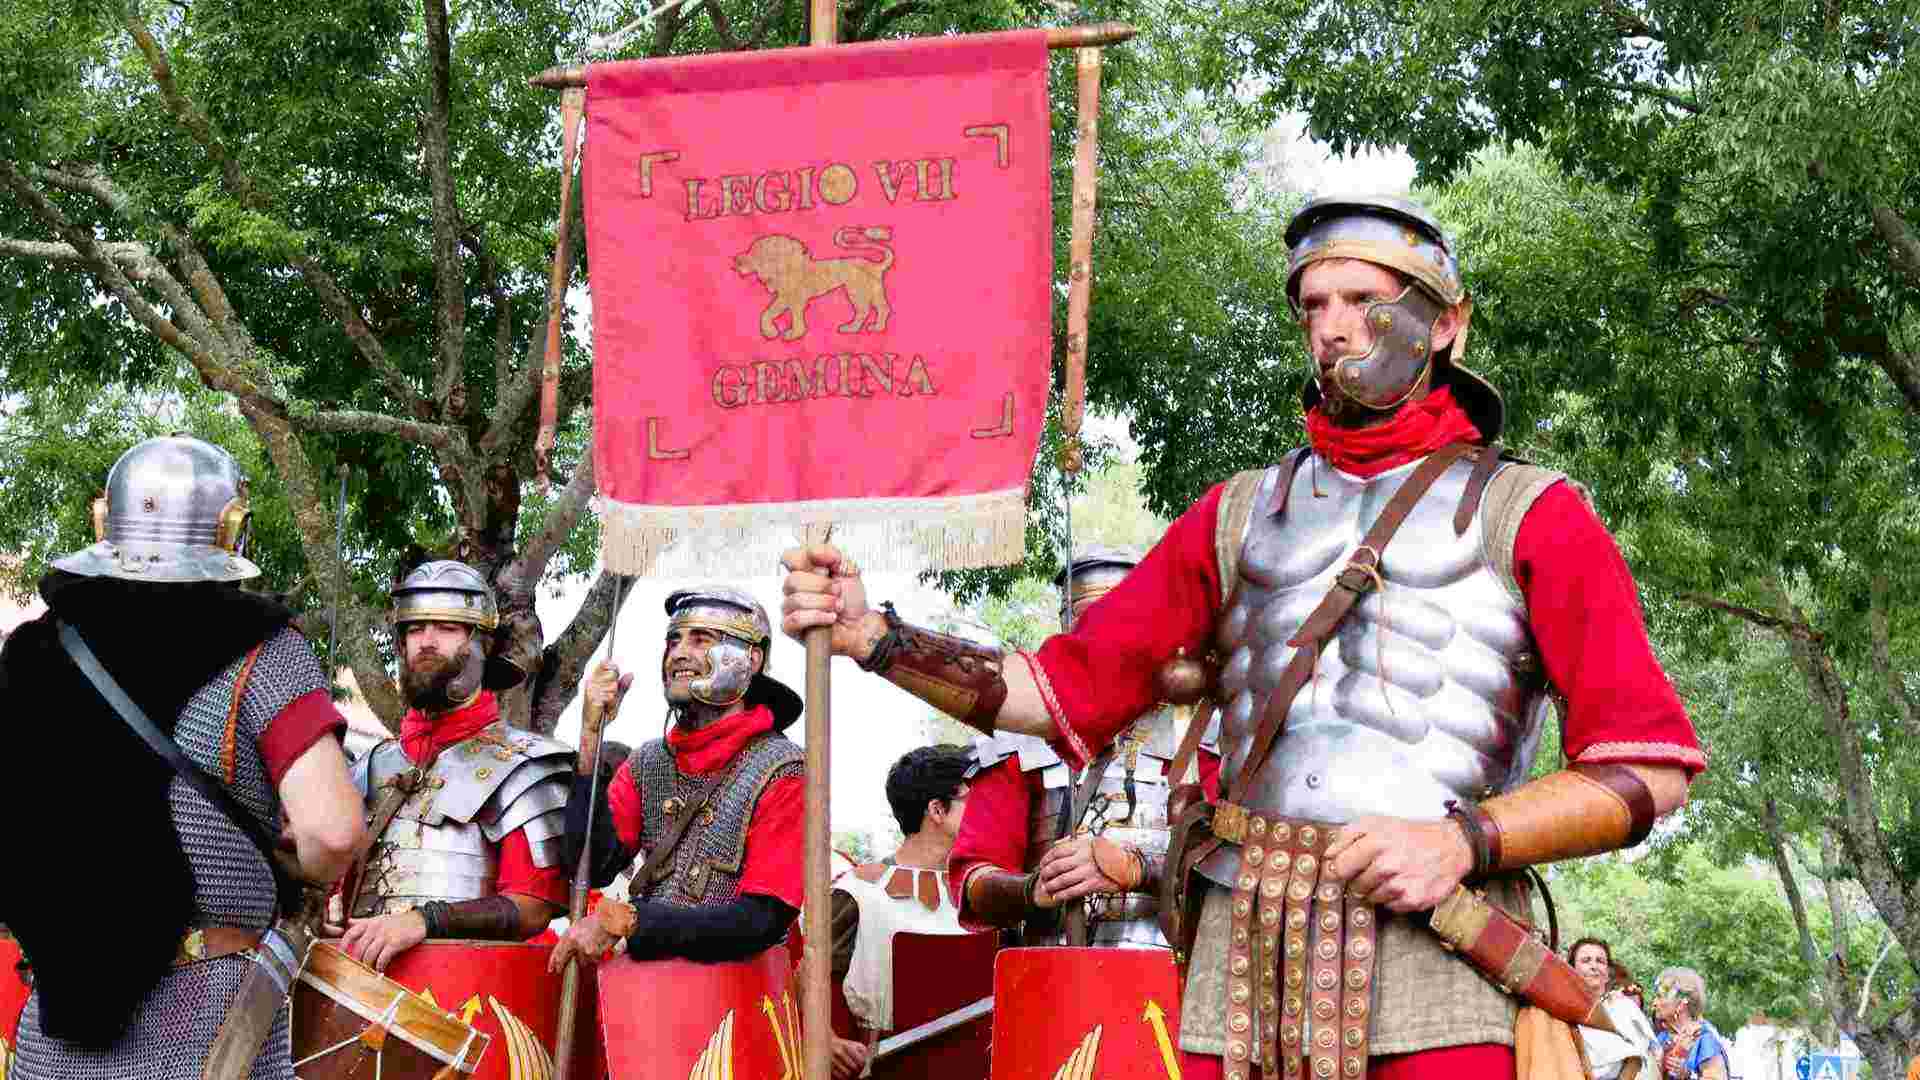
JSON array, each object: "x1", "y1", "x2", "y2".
[
  {"x1": 1320, "y1": 284, "x2": 1447, "y2": 415},
  {"x1": 689, "y1": 637, "x2": 757, "y2": 707}
]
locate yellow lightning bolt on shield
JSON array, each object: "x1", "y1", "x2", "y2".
[
  {"x1": 1143, "y1": 999, "x2": 1182, "y2": 1080},
  {"x1": 458, "y1": 995, "x2": 483, "y2": 1026},
  {"x1": 762, "y1": 995, "x2": 797, "y2": 1080}
]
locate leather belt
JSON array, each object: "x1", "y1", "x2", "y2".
[
  {"x1": 1215, "y1": 805, "x2": 1376, "y2": 1080},
  {"x1": 175, "y1": 927, "x2": 266, "y2": 967},
  {"x1": 1085, "y1": 891, "x2": 1157, "y2": 923}
]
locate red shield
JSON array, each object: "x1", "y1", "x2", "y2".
[
  {"x1": 0, "y1": 934, "x2": 28, "y2": 1068},
  {"x1": 868, "y1": 931, "x2": 997, "y2": 1079},
  {"x1": 990, "y1": 947, "x2": 1185, "y2": 1079},
  {"x1": 377, "y1": 940, "x2": 603, "y2": 1080},
  {"x1": 599, "y1": 947, "x2": 801, "y2": 1079}
]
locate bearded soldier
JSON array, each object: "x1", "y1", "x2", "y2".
[
  {"x1": 3, "y1": 435, "x2": 364, "y2": 1079},
  {"x1": 549, "y1": 587, "x2": 805, "y2": 969},
  {"x1": 950, "y1": 547, "x2": 1218, "y2": 948},
  {"x1": 332, "y1": 560, "x2": 572, "y2": 970},
  {"x1": 782, "y1": 194, "x2": 1704, "y2": 1079}
]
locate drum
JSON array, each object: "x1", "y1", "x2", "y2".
[
  {"x1": 599, "y1": 946, "x2": 799, "y2": 1079},
  {"x1": 990, "y1": 947, "x2": 1185, "y2": 1079},
  {"x1": 382, "y1": 940, "x2": 604, "y2": 1080},
  {"x1": 0, "y1": 933, "x2": 30, "y2": 1076},
  {"x1": 293, "y1": 941, "x2": 490, "y2": 1080}
]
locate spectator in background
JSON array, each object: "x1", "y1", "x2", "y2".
[
  {"x1": 1568, "y1": 937, "x2": 1656, "y2": 1079},
  {"x1": 1653, "y1": 967, "x2": 1729, "y2": 1080}
]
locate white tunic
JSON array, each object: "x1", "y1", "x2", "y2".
[
  {"x1": 1581, "y1": 991, "x2": 1658, "y2": 1079},
  {"x1": 837, "y1": 865, "x2": 966, "y2": 1031}
]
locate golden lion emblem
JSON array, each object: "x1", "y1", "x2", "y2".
[{"x1": 733, "y1": 227, "x2": 895, "y2": 341}]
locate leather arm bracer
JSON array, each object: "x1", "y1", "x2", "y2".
[
  {"x1": 1449, "y1": 763, "x2": 1657, "y2": 877},
  {"x1": 963, "y1": 868, "x2": 1039, "y2": 927},
  {"x1": 417, "y1": 895, "x2": 526, "y2": 941},
  {"x1": 860, "y1": 603, "x2": 1008, "y2": 734}
]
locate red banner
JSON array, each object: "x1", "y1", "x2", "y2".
[{"x1": 585, "y1": 31, "x2": 1052, "y2": 574}]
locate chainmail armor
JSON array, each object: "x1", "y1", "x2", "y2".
[
  {"x1": 11, "y1": 625, "x2": 321, "y2": 1080},
  {"x1": 629, "y1": 733, "x2": 804, "y2": 907}
]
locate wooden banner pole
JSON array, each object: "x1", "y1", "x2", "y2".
[{"x1": 800, "y1": 9, "x2": 837, "y2": 1080}]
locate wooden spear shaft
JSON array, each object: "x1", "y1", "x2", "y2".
[{"x1": 802, "y1": 5, "x2": 837, "y2": 1078}]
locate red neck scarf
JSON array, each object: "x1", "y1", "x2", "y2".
[
  {"x1": 1304, "y1": 386, "x2": 1482, "y2": 477},
  {"x1": 667, "y1": 704, "x2": 777, "y2": 776},
  {"x1": 399, "y1": 691, "x2": 500, "y2": 765}
]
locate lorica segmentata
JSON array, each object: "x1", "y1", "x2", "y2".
[{"x1": 350, "y1": 723, "x2": 572, "y2": 917}]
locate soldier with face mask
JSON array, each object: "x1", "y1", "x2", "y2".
[
  {"x1": 329, "y1": 560, "x2": 573, "y2": 971},
  {"x1": 782, "y1": 194, "x2": 1705, "y2": 1079},
  {"x1": 547, "y1": 587, "x2": 806, "y2": 970}
]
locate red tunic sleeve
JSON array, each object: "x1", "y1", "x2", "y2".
[
  {"x1": 608, "y1": 758, "x2": 644, "y2": 851},
  {"x1": 1030, "y1": 483, "x2": 1229, "y2": 767},
  {"x1": 945, "y1": 758, "x2": 1032, "y2": 928},
  {"x1": 1514, "y1": 482, "x2": 1704, "y2": 777},
  {"x1": 736, "y1": 774, "x2": 806, "y2": 910},
  {"x1": 495, "y1": 828, "x2": 569, "y2": 908},
  {"x1": 258, "y1": 689, "x2": 346, "y2": 785}
]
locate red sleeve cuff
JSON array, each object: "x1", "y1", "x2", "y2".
[{"x1": 259, "y1": 689, "x2": 345, "y2": 786}]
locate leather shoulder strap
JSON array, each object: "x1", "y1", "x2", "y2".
[
  {"x1": 1213, "y1": 464, "x2": 1277, "y2": 605},
  {"x1": 625, "y1": 735, "x2": 769, "y2": 899},
  {"x1": 58, "y1": 621, "x2": 300, "y2": 911},
  {"x1": 1228, "y1": 442, "x2": 1476, "y2": 802},
  {"x1": 1477, "y1": 462, "x2": 1574, "y2": 605}
]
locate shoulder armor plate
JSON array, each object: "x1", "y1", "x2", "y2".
[
  {"x1": 426, "y1": 722, "x2": 574, "y2": 827},
  {"x1": 354, "y1": 739, "x2": 414, "y2": 799}
]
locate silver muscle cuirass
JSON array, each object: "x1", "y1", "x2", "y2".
[
  {"x1": 1198, "y1": 453, "x2": 1551, "y2": 889},
  {"x1": 350, "y1": 723, "x2": 573, "y2": 917}
]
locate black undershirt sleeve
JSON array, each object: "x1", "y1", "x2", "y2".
[{"x1": 624, "y1": 893, "x2": 797, "y2": 962}]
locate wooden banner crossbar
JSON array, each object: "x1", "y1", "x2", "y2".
[{"x1": 525, "y1": 22, "x2": 1136, "y2": 89}]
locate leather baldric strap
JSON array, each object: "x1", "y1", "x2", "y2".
[
  {"x1": 341, "y1": 764, "x2": 426, "y2": 917},
  {"x1": 174, "y1": 926, "x2": 267, "y2": 968},
  {"x1": 1452, "y1": 441, "x2": 1507, "y2": 535},
  {"x1": 219, "y1": 645, "x2": 263, "y2": 786},
  {"x1": 624, "y1": 751, "x2": 746, "y2": 902},
  {"x1": 1228, "y1": 442, "x2": 1477, "y2": 805}
]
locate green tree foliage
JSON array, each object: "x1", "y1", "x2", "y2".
[{"x1": 0, "y1": 0, "x2": 1273, "y2": 731}]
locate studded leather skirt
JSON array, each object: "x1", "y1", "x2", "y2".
[{"x1": 1213, "y1": 807, "x2": 1376, "y2": 1080}]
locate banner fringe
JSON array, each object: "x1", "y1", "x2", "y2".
[{"x1": 600, "y1": 489, "x2": 1028, "y2": 577}]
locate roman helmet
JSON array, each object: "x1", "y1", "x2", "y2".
[
  {"x1": 391, "y1": 559, "x2": 525, "y2": 692},
  {"x1": 53, "y1": 435, "x2": 259, "y2": 583},
  {"x1": 1285, "y1": 193, "x2": 1503, "y2": 441},
  {"x1": 663, "y1": 586, "x2": 801, "y2": 728},
  {"x1": 1053, "y1": 545, "x2": 1141, "y2": 626}
]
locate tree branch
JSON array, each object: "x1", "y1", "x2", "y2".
[
  {"x1": 1679, "y1": 590, "x2": 1825, "y2": 641},
  {"x1": 119, "y1": 3, "x2": 430, "y2": 419},
  {"x1": 1589, "y1": 78, "x2": 1704, "y2": 114},
  {"x1": 294, "y1": 409, "x2": 461, "y2": 450},
  {"x1": 1763, "y1": 790, "x2": 1846, "y2": 1032},
  {"x1": 0, "y1": 161, "x2": 249, "y2": 394},
  {"x1": 508, "y1": 446, "x2": 595, "y2": 587},
  {"x1": 858, "y1": 0, "x2": 926, "y2": 40},
  {"x1": 0, "y1": 237, "x2": 148, "y2": 265},
  {"x1": 1871, "y1": 204, "x2": 1920, "y2": 287},
  {"x1": 421, "y1": 0, "x2": 467, "y2": 418},
  {"x1": 703, "y1": 0, "x2": 744, "y2": 50},
  {"x1": 34, "y1": 165, "x2": 252, "y2": 356},
  {"x1": 1604, "y1": 3, "x2": 1665, "y2": 41},
  {"x1": 1868, "y1": 574, "x2": 1920, "y2": 743},
  {"x1": 749, "y1": 0, "x2": 792, "y2": 47},
  {"x1": 529, "y1": 569, "x2": 622, "y2": 735}
]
